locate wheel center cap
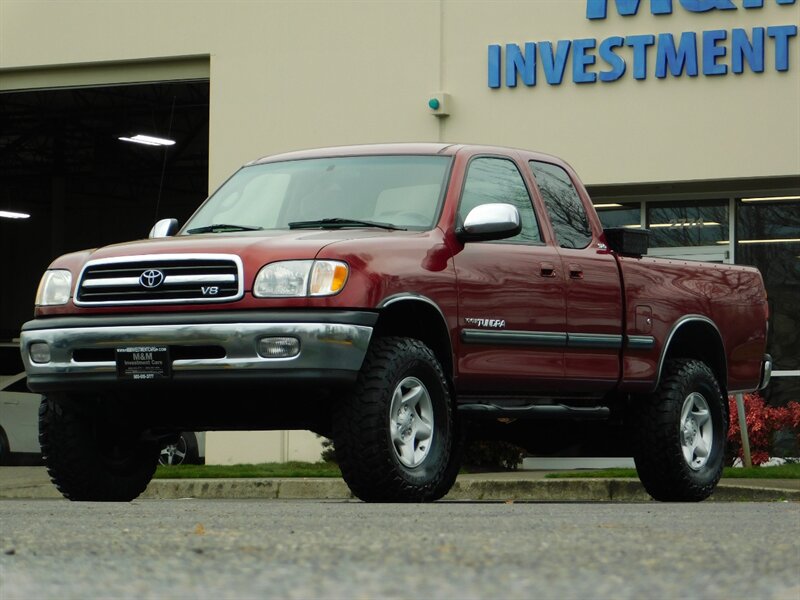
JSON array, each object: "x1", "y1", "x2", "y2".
[
  {"x1": 397, "y1": 408, "x2": 413, "y2": 429},
  {"x1": 682, "y1": 420, "x2": 698, "y2": 444}
]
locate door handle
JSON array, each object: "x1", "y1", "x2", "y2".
[
  {"x1": 540, "y1": 262, "x2": 556, "y2": 277},
  {"x1": 569, "y1": 264, "x2": 583, "y2": 279}
]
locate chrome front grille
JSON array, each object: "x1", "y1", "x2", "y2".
[{"x1": 74, "y1": 254, "x2": 244, "y2": 306}]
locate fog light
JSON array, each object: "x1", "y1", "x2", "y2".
[
  {"x1": 30, "y1": 342, "x2": 51, "y2": 364},
  {"x1": 257, "y1": 337, "x2": 300, "y2": 359}
]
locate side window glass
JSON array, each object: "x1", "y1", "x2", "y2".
[
  {"x1": 458, "y1": 158, "x2": 542, "y2": 244},
  {"x1": 529, "y1": 161, "x2": 593, "y2": 249}
]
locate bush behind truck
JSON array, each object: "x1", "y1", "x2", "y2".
[{"x1": 21, "y1": 143, "x2": 771, "y2": 502}]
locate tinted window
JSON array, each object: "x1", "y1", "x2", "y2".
[
  {"x1": 647, "y1": 200, "x2": 728, "y2": 248},
  {"x1": 458, "y1": 158, "x2": 541, "y2": 244},
  {"x1": 594, "y1": 201, "x2": 642, "y2": 229},
  {"x1": 737, "y1": 198, "x2": 800, "y2": 380},
  {"x1": 530, "y1": 161, "x2": 592, "y2": 249}
]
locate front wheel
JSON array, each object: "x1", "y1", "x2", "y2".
[
  {"x1": 333, "y1": 337, "x2": 456, "y2": 502},
  {"x1": 39, "y1": 394, "x2": 160, "y2": 501},
  {"x1": 630, "y1": 359, "x2": 728, "y2": 502}
]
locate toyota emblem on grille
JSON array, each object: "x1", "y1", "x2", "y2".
[{"x1": 139, "y1": 269, "x2": 165, "y2": 288}]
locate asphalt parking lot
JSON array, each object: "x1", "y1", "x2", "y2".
[{"x1": 1, "y1": 499, "x2": 798, "y2": 599}]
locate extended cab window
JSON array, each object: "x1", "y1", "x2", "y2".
[
  {"x1": 529, "y1": 161, "x2": 592, "y2": 249},
  {"x1": 458, "y1": 158, "x2": 542, "y2": 244}
]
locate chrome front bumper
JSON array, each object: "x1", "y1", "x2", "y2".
[{"x1": 21, "y1": 312, "x2": 375, "y2": 390}]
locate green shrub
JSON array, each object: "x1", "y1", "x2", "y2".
[
  {"x1": 462, "y1": 439, "x2": 526, "y2": 471},
  {"x1": 319, "y1": 436, "x2": 337, "y2": 463}
]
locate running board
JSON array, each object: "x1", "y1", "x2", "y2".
[{"x1": 458, "y1": 403, "x2": 610, "y2": 420}]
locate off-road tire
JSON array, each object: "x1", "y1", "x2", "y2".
[
  {"x1": 631, "y1": 358, "x2": 727, "y2": 502},
  {"x1": 39, "y1": 394, "x2": 160, "y2": 501},
  {"x1": 333, "y1": 337, "x2": 456, "y2": 502}
]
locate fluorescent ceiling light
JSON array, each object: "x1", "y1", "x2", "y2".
[
  {"x1": 623, "y1": 224, "x2": 642, "y2": 229},
  {"x1": 650, "y1": 222, "x2": 721, "y2": 228},
  {"x1": 118, "y1": 134, "x2": 176, "y2": 147},
  {"x1": 741, "y1": 195, "x2": 800, "y2": 203},
  {"x1": 594, "y1": 203, "x2": 623, "y2": 209},
  {"x1": 739, "y1": 238, "x2": 800, "y2": 245},
  {"x1": 0, "y1": 210, "x2": 30, "y2": 219}
]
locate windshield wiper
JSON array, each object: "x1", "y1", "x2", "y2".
[
  {"x1": 288, "y1": 218, "x2": 406, "y2": 231},
  {"x1": 185, "y1": 223, "x2": 264, "y2": 234}
]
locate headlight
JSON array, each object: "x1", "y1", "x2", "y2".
[
  {"x1": 253, "y1": 260, "x2": 348, "y2": 298},
  {"x1": 35, "y1": 269, "x2": 73, "y2": 306}
]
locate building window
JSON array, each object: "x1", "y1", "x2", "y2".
[
  {"x1": 594, "y1": 201, "x2": 641, "y2": 230},
  {"x1": 736, "y1": 197, "x2": 800, "y2": 408},
  {"x1": 646, "y1": 200, "x2": 729, "y2": 248}
]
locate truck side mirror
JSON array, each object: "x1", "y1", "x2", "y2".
[
  {"x1": 603, "y1": 227, "x2": 651, "y2": 257},
  {"x1": 457, "y1": 203, "x2": 522, "y2": 242},
  {"x1": 149, "y1": 218, "x2": 180, "y2": 239}
]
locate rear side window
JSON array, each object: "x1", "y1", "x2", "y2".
[
  {"x1": 529, "y1": 161, "x2": 592, "y2": 249},
  {"x1": 458, "y1": 157, "x2": 542, "y2": 244}
]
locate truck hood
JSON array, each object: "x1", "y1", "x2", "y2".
[
  {"x1": 49, "y1": 228, "x2": 426, "y2": 283},
  {"x1": 74, "y1": 228, "x2": 412, "y2": 264}
]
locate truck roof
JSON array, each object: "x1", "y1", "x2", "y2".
[{"x1": 246, "y1": 143, "x2": 564, "y2": 166}]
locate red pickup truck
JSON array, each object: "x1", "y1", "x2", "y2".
[{"x1": 21, "y1": 143, "x2": 771, "y2": 503}]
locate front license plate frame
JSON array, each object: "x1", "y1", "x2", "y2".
[{"x1": 115, "y1": 346, "x2": 171, "y2": 380}]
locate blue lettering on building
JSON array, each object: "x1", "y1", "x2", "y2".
[
  {"x1": 489, "y1": 0, "x2": 797, "y2": 88},
  {"x1": 656, "y1": 32, "x2": 699, "y2": 77}
]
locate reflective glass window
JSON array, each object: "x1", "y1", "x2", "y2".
[
  {"x1": 529, "y1": 161, "x2": 592, "y2": 249},
  {"x1": 646, "y1": 200, "x2": 728, "y2": 247},
  {"x1": 736, "y1": 199, "x2": 800, "y2": 390},
  {"x1": 594, "y1": 202, "x2": 642, "y2": 230}
]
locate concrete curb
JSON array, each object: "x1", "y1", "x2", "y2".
[
  {"x1": 130, "y1": 477, "x2": 799, "y2": 502},
  {"x1": 0, "y1": 483, "x2": 63, "y2": 500},
  {"x1": 140, "y1": 478, "x2": 355, "y2": 500},
  {"x1": 3, "y1": 474, "x2": 797, "y2": 502}
]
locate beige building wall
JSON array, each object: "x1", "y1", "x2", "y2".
[
  {"x1": 2, "y1": 1, "x2": 797, "y2": 188},
  {"x1": 2, "y1": 0, "x2": 798, "y2": 464},
  {"x1": 442, "y1": 0, "x2": 800, "y2": 183},
  {"x1": 206, "y1": 430, "x2": 324, "y2": 465}
]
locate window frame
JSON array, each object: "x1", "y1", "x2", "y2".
[
  {"x1": 456, "y1": 154, "x2": 545, "y2": 246},
  {"x1": 528, "y1": 160, "x2": 594, "y2": 250}
]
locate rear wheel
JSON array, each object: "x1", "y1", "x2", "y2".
[
  {"x1": 333, "y1": 337, "x2": 456, "y2": 502},
  {"x1": 39, "y1": 394, "x2": 159, "y2": 501},
  {"x1": 631, "y1": 359, "x2": 727, "y2": 501},
  {"x1": 159, "y1": 431, "x2": 200, "y2": 466}
]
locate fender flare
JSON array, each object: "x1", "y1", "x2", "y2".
[{"x1": 655, "y1": 314, "x2": 727, "y2": 390}]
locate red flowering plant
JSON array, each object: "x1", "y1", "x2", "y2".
[{"x1": 727, "y1": 393, "x2": 800, "y2": 465}]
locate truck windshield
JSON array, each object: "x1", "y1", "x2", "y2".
[{"x1": 183, "y1": 155, "x2": 451, "y2": 234}]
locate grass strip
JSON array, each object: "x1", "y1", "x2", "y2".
[
  {"x1": 155, "y1": 461, "x2": 799, "y2": 480},
  {"x1": 544, "y1": 463, "x2": 800, "y2": 480},
  {"x1": 154, "y1": 461, "x2": 342, "y2": 479}
]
